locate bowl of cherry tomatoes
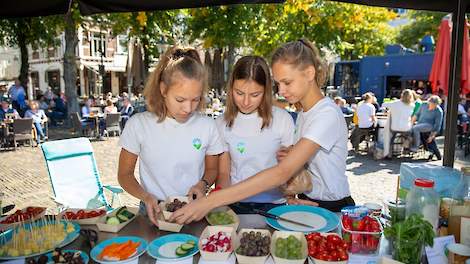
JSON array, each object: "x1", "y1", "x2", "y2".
[
  {"x1": 306, "y1": 232, "x2": 348, "y2": 264},
  {"x1": 0, "y1": 206, "x2": 46, "y2": 230},
  {"x1": 60, "y1": 208, "x2": 107, "y2": 225}
]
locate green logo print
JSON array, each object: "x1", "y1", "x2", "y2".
[
  {"x1": 192, "y1": 138, "x2": 202, "y2": 150},
  {"x1": 237, "y1": 142, "x2": 246, "y2": 154}
]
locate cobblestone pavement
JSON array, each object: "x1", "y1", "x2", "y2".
[{"x1": 1, "y1": 127, "x2": 469, "y2": 212}]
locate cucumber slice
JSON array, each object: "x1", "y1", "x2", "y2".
[
  {"x1": 175, "y1": 247, "x2": 188, "y2": 256},
  {"x1": 186, "y1": 240, "x2": 196, "y2": 245},
  {"x1": 115, "y1": 206, "x2": 127, "y2": 216},
  {"x1": 120, "y1": 210, "x2": 135, "y2": 219},
  {"x1": 180, "y1": 243, "x2": 195, "y2": 251},
  {"x1": 106, "y1": 216, "x2": 120, "y2": 225},
  {"x1": 116, "y1": 214, "x2": 129, "y2": 223}
]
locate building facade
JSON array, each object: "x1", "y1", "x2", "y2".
[{"x1": 27, "y1": 23, "x2": 129, "y2": 100}]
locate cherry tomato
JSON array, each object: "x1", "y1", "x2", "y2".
[{"x1": 326, "y1": 234, "x2": 341, "y2": 245}]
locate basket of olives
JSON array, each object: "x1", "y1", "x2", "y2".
[
  {"x1": 159, "y1": 196, "x2": 189, "y2": 221},
  {"x1": 205, "y1": 206, "x2": 239, "y2": 230},
  {"x1": 271, "y1": 231, "x2": 308, "y2": 264},
  {"x1": 235, "y1": 229, "x2": 271, "y2": 264}
]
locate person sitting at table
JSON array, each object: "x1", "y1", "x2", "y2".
[
  {"x1": 0, "y1": 98, "x2": 20, "y2": 120},
  {"x1": 120, "y1": 97, "x2": 134, "y2": 128},
  {"x1": 350, "y1": 92, "x2": 376, "y2": 152},
  {"x1": 104, "y1": 99, "x2": 118, "y2": 116},
  {"x1": 382, "y1": 89, "x2": 415, "y2": 140},
  {"x1": 24, "y1": 101, "x2": 48, "y2": 144},
  {"x1": 118, "y1": 45, "x2": 224, "y2": 226},
  {"x1": 81, "y1": 98, "x2": 92, "y2": 118},
  {"x1": 215, "y1": 56, "x2": 295, "y2": 214},
  {"x1": 334, "y1": 96, "x2": 354, "y2": 115},
  {"x1": 410, "y1": 95, "x2": 443, "y2": 160}
]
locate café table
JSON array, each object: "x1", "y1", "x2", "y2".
[
  {"x1": 85, "y1": 113, "x2": 105, "y2": 138},
  {"x1": 61, "y1": 214, "x2": 391, "y2": 264}
]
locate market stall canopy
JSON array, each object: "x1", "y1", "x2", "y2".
[
  {"x1": 2, "y1": 0, "x2": 470, "y2": 17},
  {"x1": 330, "y1": 0, "x2": 470, "y2": 12},
  {"x1": 78, "y1": 0, "x2": 286, "y2": 15},
  {"x1": 0, "y1": 0, "x2": 286, "y2": 18}
]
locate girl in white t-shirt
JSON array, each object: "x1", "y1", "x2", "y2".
[
  {"x1": 118, "y1": 46, "x2": 224, "y2": 226},
  {"x1": 171, "y1": 39, "x2": 354, "y2": 224},
  {"x1": 216, "y1": 56, "x2": 295, "y2": 214}
]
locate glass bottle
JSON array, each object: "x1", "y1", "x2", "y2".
[{"x1": 405, "y1": 178, "x2": 440, "y2": 233}]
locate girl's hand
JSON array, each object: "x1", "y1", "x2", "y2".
[
  {"x1": 170, "y1": 196, "x2": 214, "y2": 225},
  {"x1": 286, "y1": 196, "x2": 319, "y2": 207},
  {"x1": 187, "y1": 181, "x2": 206, "y2": 200},
  {"x1": 276, "y1": 145, "x2": 293, "y2": 162},
  {"x1": 143, "y1": 193, "x2": 161, "y2": 226}
]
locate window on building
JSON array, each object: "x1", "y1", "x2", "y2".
[
  {"x1": 32, "y1": 50, "x2": 39, "y2": 60},
  {"x1": 90, "y1": 32, "x2": 106, "y2": 57},
  {"x1": 117, "y1": 35, "x2": 128, "y2": 54},
  {"x1": 47, "y1": 47, "x2": 56, "y2": 58}
]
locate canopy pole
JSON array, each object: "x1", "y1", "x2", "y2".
[{"x1": 443, "y1": 0, "x2": 467, "y2": 167}]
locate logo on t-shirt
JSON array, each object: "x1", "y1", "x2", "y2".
[
  {"x1": 236, "y1": 142, "x2": 246, "y2": 154},
  {"x1": 192, "y1": 138, "x2": 202, "y2": 150}
]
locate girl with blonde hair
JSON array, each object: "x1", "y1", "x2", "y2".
[{"x1": 118, "y1": 46, "x2": 224, "y2": 226}]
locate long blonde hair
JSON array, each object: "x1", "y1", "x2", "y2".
[
  {"x1": 143, "y1": 46, "x2": 207, "y2": 122},
  {"x1": 224, "y1": 56, "x2": 273, "y2": 129},
  {"x1": 271, "y1": 39, "x2": 327, "y2": 89}
]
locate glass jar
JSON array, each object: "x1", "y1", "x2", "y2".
[
  {"x1": 449, "y1": 167, "x2": 470, "y2": 246},
  {"x1": 405, "y1": 178, "x2": 440, "y2": 233}
]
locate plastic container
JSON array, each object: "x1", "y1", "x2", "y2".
[
  {"x1": 449, "y1": 167, "x2": 470, "y2": 245},
  {"x1": 383, "y1": 198, "x2": 406, "y2": 224},
  {"x1": 341, "y1": 218, "x2": 382, "y2": 255},
  {"x1": 405, "y1": 178, "x2": 440, "y2": 233}
]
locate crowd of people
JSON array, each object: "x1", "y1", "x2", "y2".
[{"x1": 334, "y1": 88, "x2": 445, "y2": 161}]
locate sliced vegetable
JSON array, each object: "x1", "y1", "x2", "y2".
[{"x1": 106, "y1": 216, "x2": 120, "y2": 225}]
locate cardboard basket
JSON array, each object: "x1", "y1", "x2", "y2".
[
  {"x1": 270, "y1": 231, "x2": 308, "y2": 264},
  {"x1": 59, "y1": 208, "x2": 106, "y2": 225},
  {"x1": 96, "y1": 207, "x2": 138, "y2": 233},
  {"x1": 160, "y1": 196, "x2": 189, "y2": 221},
  {"x1": 205, "y1": 206, "x2": 240, "y2": 230},
  {"x1": 235, "y1": 228, "x2": 271, "y2": 264},
  {"x1": 199, "y1": 225, "x2": 235, "y2": 261}
]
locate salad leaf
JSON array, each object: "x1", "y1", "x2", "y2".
[{"x1": 384, "y1": 214, "x2": 435, "y2": 264}]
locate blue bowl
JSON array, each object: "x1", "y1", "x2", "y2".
[
  {"x1": 147, "y1": 233, "x2": 199, "y2": 261},
  {"x1": 90, "y1": 236, "x2": 147, "y2": 264}
]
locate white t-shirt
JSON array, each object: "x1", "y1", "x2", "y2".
[
  {"x1": 216, "y1": 107, "x2": 295, "y2": 203},
  {"x1": 119, "y1": 111, "x2": 224, "y2": 201},
  {"x1": 382, "y1": 100, "x2": 414, "y2": 132},
  {"x1": 296, "y1": 97, "x2": 351, "y2": 201},
  {"x1": 357, "y1": 102, "x2": 376, "y2": 128}
]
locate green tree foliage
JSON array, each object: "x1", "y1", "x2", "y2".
[
  {"x1": 0, "y1": 17, "x2": 59, "y2": 86},
  {"x1": 107, "y1": 11, "x2": 179, "y2": 71},
  {"x1": 396, "y1": 11, "x2": 445, "y2": 50},
  {"x1": 248, "y1": 0, "x2": 397, "y2": 60}
]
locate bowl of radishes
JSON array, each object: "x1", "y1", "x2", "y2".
[{"x1": 199, "y1": 226, "x2": 235, "y2": 261}]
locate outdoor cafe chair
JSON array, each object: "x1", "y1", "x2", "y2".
[
  {"x1": 40, "y1": 137, "x2": 123, "y2": 210},
  {"x1": 71, "y1": 112, "x2": 93, "y2": 137},
  {"x1": 10, "y1": 118, "x2": 34, "y2": 150},
  {"x1": 104, "y1": 112, "x2": 121, "y2": 137}
]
